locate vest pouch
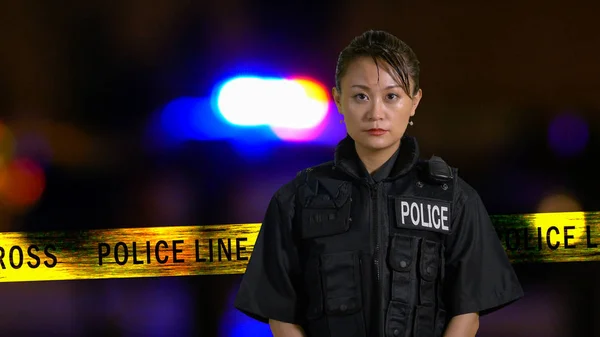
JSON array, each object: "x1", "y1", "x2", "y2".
[
  {"x1": 388, "y1": 234, "x2": 418, "y2": 305},
  {"x1": 300, "y1": 190, "x2": 352, "y2": 239},
  {"x1": 434, "y1": 308, "x2": 447, "y2": 337},
  {"x1": 415, "y1": 241, "x2": 442, "y2": 337},
  {"x1": 419, "y1": 240, "x2": 440, "y2": 307},
  {"x1": 319, "y1": 251, "x2": 366, "y2": 336},
  {"x1": 388, "y1": 234, "x2": 416, "y2": 273},
  {"x1": 413, "y1": 305, "x2": 436, "y2": 337},
  {"x1": 304, "y1": 255, "x2": 324, "y2": 320},
  {"x1": 385, "y1": 300, "x2": 411, "y2": 337},
  {"x1": 419, "y1": 240, "x2": 440, "y2": 282},
  {"x1": 325, "y1": 296, "x2": 360, "y2": 315}
]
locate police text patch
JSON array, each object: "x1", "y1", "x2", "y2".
[{"x1": 394, "y1": 197, "x2": 452, "y2": 234}]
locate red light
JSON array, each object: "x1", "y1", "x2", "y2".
[{"x1": 0, "y1": 158, "x2": 46, "y2": 208}]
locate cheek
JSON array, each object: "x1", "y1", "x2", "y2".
[
  {"x1": 391, "y1": 103, "x2": 413, "y2": 119},
  {"x1": 341, "y1": 100, "x2": 361, "y2": 117},
  {"x1": 340, "y1": 111, "x2": 363, "y2": 133},
  {"x1": 343, "y1": 115, "x2": 361, "y2": 129}
]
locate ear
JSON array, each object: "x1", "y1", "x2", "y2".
[
  {"x1": 410, "y1": 88, "x2": 423, "y2": 117},
  {"x1": 332, "y1": 87, "x2": 343, "y2": 115}
]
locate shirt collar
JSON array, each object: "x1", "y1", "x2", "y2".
[{"x1": 333, "y1": 134, "x2": 420, "y2": 182}]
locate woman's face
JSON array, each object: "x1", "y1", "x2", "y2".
[{"x1": 333, "y1": 56, "x2": 422, "y2": 155}]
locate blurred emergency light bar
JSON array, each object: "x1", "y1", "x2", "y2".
[
  {"x1": 152, "y1": 74, "x2": 345, "y2": 149},
  {"x1": 216, "y1": 77, "x2": 328, "y2": 129},
  {"x1": 214, "y1": 75, "x2": 333, "y2": 142}
]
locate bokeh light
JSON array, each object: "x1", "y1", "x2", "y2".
[
  {"x1": 269, "y1": 77, "x2": 330, "y2": 142},
  {"x1": 14, "y1": 131, "x2": 53, "y2": 168},
  {"x1": 152, "y1": 74, "x2": 346, "y2": 152},
  {"x1": 0, "y1": 121, "x2": 16, "y2": 167},
  {"x1": 7, "y1": 119, "x2": 96, "y2": 168},
  {"x1": 0, "y1": 122, "x2": 47, "y2": 211},
  {"x1": 155, "y1": 97, "x2": 237, "y2": 144},
  {"x1": 547, "y1": 112, "x2": 589, "y2": 157},
  {"x1": 0, "y1": 158, "x2": 46, "y2": 209},
  {"x1": 215, "y1": 76, "x2": 328, "y2": 129},
  {"x1": 537, "y1": 192, "x2": 582, "y2": 213},
  {"x1": 219, "y1": 281, "x2": 271, "y2": 337}
]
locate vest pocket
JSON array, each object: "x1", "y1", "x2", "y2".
[
  {"x1": 305, "y1": 255, "x2": 324, "y2": 320},
  {"x1": 388, "y1": 234, "x2": 418, "y2": 304},
  {"x1": 413, "y1": 304, "x2": 436, "y2": 337},
  {"x1": 320, "y1": 251, "x2": 362, "y2": 313},
  {"x1": 325, "y1": 296, "x2": 359, "y2": 315},
  {"x1": 385, "y1": 300, "x2": 411, "y2": 337},
  {"x1": 419, "y1": 239, "x2": 440, "y2": 307},
  {"x1": 419, "y1": 240, "x2": 440, "y2": 282},
  {"x1": 304, "y1": 250, "x2": 365, "y2": 336},
  {"x1": 300, "y1": 193, "x2": 352, "y2": 239},
  {"x1": 388, "y1": 234, "x2": 416, "y2": 273},
  {"x1": 434, "y1": 308, "x2": 447, "y2": 337}
]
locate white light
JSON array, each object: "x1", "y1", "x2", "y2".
[{"x1": 215, "y1": 77, "x2": 328, "y2": 129}]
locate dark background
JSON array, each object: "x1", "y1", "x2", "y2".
[{"x1": 1, "y1": 1, "x2": 599, "y2": 336}]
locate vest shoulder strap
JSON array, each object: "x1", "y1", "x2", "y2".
[
  {"x1": 296, "y1": 161, "x2": 335, "y2": 181},
  {"x1": 418, "y1": 155, "x2": 454, "y2": 184},
  {"x1": 414, "y1": 155, "x2": 458, "y2": 206}
]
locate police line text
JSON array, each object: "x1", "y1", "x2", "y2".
[
  {"x1": 498, "y1": 226, "x2": 598, "y2": 251},
  {"x1": 97, "y1": 238, "x2": 249, "y2": 265}
]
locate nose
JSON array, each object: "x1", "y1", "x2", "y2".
[{"x1": 366, "y1": 98, "x2": 384, "y2": 121}]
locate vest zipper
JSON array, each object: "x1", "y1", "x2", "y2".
[
  {"x1": 370, "y1": 184, "x2": 380, "y2": 281},
  {"x1": 371, "y1": 182, "x2": 385, "y2": 337}
]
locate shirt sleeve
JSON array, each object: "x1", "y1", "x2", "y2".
[
  {"x1": 443, "y1": 180, "x2": 524, "y2": 317},
  {"x1": 233, "y1": 186, "x2": 304, "y2": 324}
]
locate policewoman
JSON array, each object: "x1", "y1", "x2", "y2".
[{"x1": 234, "y1": 30, "x2": 524, "y2": 337}]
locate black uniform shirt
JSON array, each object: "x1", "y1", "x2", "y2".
[
  {"x1": 234, "y1": 135, "x2": 524, "y2": 333},
  {"x1": 357, "y1": 146, "x2": 399, "y2": 184}
]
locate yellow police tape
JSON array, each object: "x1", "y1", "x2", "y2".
[{"x1": 0, "y1": 211, "x2": 599, "y2": 283}]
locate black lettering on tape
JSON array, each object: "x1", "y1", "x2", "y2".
[
  {"x1": 27, "y1": 245, "x2": 41, "y2": 268},
  {"x1": 173, "y1": 240, "x2": 184, "y2": 263},
  {"x1": 114, "y1": 242, "x2": 128, "y2": 265},
  {"x1": 98, "y1": 243, "x2": 110, "y2": 265},
  {"x1": 587, "y1": 226, "x2": 598, "y2": 248},
  {"x1": 218, "y1": 239, "x2": 231, "y2": 261},
  {"x1": 9, "y1": 246, "x2": 23, "y2": 269},
  {"x1": 44, "y1": 245, "x2": 57, "y2": 268},
  {"x1": 195, "y1": 240, "x2": 207, "y2": 262},
  {"x1": 132, "y1": 242, "x2": 144, "y2": 265},
  {"x1": 564, "y1": 226, "x2": 576, "y2": 249},
  {"x1": 547, "y1": 226, "x2": 560, "y2": 250},
  {"x1": 156, "y1": 240, "x2": 168, "y2": 264},
  {"x1": 236, "y1": 238, "x2": 248, "y2": 261}
]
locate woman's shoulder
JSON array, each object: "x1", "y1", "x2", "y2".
[
  {"x1": 416, "y1": 155, "x2": 482, "y2": 205},
  {"x1": 271, "y1": 160, "x2": 337, "y2": 202}
]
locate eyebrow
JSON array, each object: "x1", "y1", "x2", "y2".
[{"x1": 351, "y1": 84, "x2": 401, "y2": 90}]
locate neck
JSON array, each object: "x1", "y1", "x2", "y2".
[{"x1": 355, "y1": 140, "x2": 401, "y2": 174}]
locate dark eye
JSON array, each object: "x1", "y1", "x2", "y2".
[
  {"x1": 354, "y1": 93, "x2": 368, "y2": 101},
  {"x1": 387, "y1": 93, "x2": 399, "y2": 100}
]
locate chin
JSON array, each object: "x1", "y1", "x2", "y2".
[{"x1": 357, "y1": 137, "x2": 399, "y2": 152}]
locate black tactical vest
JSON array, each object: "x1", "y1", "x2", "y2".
[{"x1": 293, "y1": 156, "x2": 456, "y2": 337}]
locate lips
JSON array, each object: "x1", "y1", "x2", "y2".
[{"x1": 366, "y1": 128, "x2": 388, "y2": 136}]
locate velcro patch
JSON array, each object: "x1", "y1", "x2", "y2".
[{"x1": 394, "y1": 197, "x2": 452, "y2": 234}]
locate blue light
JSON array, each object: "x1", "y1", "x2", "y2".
[
  {"x1": 219, "y1": 280, "x2": 273, "y2": 337},
  {"x1": 547, "y1": 112, "x2": 589, "y2": 157},
  {"x1": 149, "y1": 74, "x2": 347, "y2": 150},
  {"x1": 154, "y1": 97, "x2": 240, "y2": 144},
  {"x1": 214, "y1": 76, "x2": 330, "y2": 138}
]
